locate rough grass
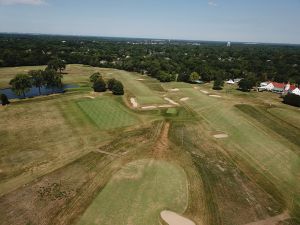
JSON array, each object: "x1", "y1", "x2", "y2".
[
  {"x1": 77, "y1": 97, "x2": 139, "y2": 129},
  {"x1": 77, "y1": 159, "x2": 188, "y2": 225}
]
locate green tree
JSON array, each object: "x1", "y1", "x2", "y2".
[
  {"x1": 213, "y1": 78, "x2": 224, "y2": 90},
  {"x1": 93, "y1": 77, "x2": 107, "y2": 92},
  {"x1": 112, "y1": 81, "x2": 124, "y2": 95},
  {"x1": 9, "y1": 74, "x2": 32, "y2": 97},
  {"x1": 47, "y1": 59, "x2": 66, "y2": 74},
  {"x1": 107, "y1": 78, "x2": 117, "y2": 91},
  {"x1": 238, "y1": 77, "x2": 256, "y2": 92},
  {"x1": 29, "y1": 70, "x2": 44, "y2": 95},
  {"x1": 283, "y1": 93, "x2": 300, "y2": 107},
  {"x1": 189, "y1": 72, "x2": 200, "y2": 83},
  {"x1": 89, "y1": 72, "x2": 101, "y2": 83},
  {"x1": 0, "y1": 94, "x2": 10, "y2": 105},
  {"x1": 43, "y1": 69, "x2": 63, "y2": 92}
]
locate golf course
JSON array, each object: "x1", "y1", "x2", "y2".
[{"x1": 0, "y1": 64, "x2": 299, "y2": 225}]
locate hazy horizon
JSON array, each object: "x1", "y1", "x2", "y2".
[{"x1": 0, "y1": 0, "x2": 300, "y2": 44}]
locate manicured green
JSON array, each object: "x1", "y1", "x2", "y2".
[
  {"x1": 77, "y1": 97, "x2": 139, "y2": 129},
  {"x1": 77, "y1": 159, "x2": 188, "y2": 225}
]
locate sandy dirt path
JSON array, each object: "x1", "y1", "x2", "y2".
[
  {"x1": 153, "y1": 122, "x2": 170, "y2": 159},
  {"x1": 160, "y1": 210, "x2": 196, "y2": 225}
]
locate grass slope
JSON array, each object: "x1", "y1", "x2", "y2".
[
  {"x1": 77, "y1": 159, "x2": 188, "y2": 225},
  {"x1": 77, "y1": 97, "x2": 139, "y2": 129}
]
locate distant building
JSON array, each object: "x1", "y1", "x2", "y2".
[
  {"x1": 258, "y1": 81, "x2": 297, "y2": 94},
  {"x1": 227, "y1": 42, "x2": 231, "y2": 47},
  {"x1": 226, "y1": 79, "x2": 235, "y2": 84},
  {"x1": 292, "y1": 88, "x2": 300, "y2": 96}
]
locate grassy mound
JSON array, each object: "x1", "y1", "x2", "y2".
[
  {"x1": 77, "y1": 159, "x2": 188, "y2": 225},
  {"x1": 77, "y1": 97, "x2": 138, "y2": 129}
]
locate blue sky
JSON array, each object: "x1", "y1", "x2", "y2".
[{"x1": 0, "y1": 0, "x2": 300, "y2": 44}]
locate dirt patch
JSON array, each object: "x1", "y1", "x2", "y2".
[
  {"x1": 164, "y1": 97, "x2": 179, "y2": 106},
  {"x1": 130, "y1": 98, "x2": 138, "y2": 108},
  {"x1": 213, "y1": 134, "x2": 229, "y2": 139},
  {"x1": 136, "y1": 79, "x2": 145, "y2": 81},
  {"x1": 200, "y1": 90, "x2": 209, "y2": 94},
  {"x1": 169, "y1": 88, "x2": 180, "y2": 92},
  {"x1": 160, "y1": 210, "x2": 196, "y2": 225},
  {"x1": 244, "y1": 211, "x2": 289, "y2": 225},
  {"x1": 141, "y1": 106, "x2": 157, "y2": 110},
  {"x1": 180, "y1": 97, "x2": 189, "y2": 102},
  {"x1": 209, "y1": 95, "x2": 222, "y2": 98}
]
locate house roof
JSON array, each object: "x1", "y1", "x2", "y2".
[
  {"x1": 289, "y1": 84, "x2": 297, "y2": 91},
  {"x1": 271, "y1": 82, "x2": 285, "y2": 89}
]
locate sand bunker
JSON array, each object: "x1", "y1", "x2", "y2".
[
  {"x1": 164, "y1": 97, "x2": 179, "y2": 105},
  {"x1": 158, "y1": 105, "x2": 173, "y2": 108},
  {"x1": 193, "y1": 87, "x2": 199, "y2": 90},
  {"x1": 141, "y1": 106, "x2": 157, "y2": 110},
  {"x1": 200, "y1": 90, "x2": 209, "y2": 94},
  {"x1": 136, "y1": 78, "x2": 145, "y2": 81},
  {"x1": 130, "y1": 98, "x2": 138, "y2": 108},
  {"x1": 180, "y1": 97, "x2": 189, "y2": 102},
  {"x1": 160, "y1": 211, "x2": 195, "y2": 225},
  {"x1": 209, "y1": 95, "x2": 222, "y2": 98},
  {"x1": 214, "y1": 134, "x2": 229, "y2": 139},
  {"x1": 169, "y1": 88, "x2": 180, "y2": 92}
]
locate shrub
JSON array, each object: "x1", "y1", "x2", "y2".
[
  {"x1": 112, "y1": 81, "x2": 124, "y2": 95},
  {"x1": 213, "y1": 78, "x2": 224, "y2": 90},
  {"x1": 93, "y1": 77, "x2": 107, "y2": 92},
  {"x1": 107, "y1": 78, "x2": 117, "y2": 91},
  {"x1": 0, "y1": 94, "x2": 10, "y2": 106},
  {"x1": 283, "y1": 93, "x2": 300, "y2": 107}
]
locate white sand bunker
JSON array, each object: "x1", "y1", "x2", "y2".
[
  {"x1": 193, "y1": 87, "x2": 199, "y2": 90},
  {"x1": 141, "y1": 106, "x2": 157, "y2": 110},
  {"x1": 169, "y1": 88, "x2": 180, "y2": 92},
  {"x1": 164, "y1": 97, "x2": 179, "y2": 105},
  {"x1": 160, "y1": 211, "x2": 195, "y2": 225},
  {"x1": 136, "y1": 78, "x2": 145, "y2": 81},
  {"x1": 130, "y1": 98, "x2": 138, "y2": 108},
  {"x1": 158, "y1": 104, "x2": 173, "y2": 108},
  {"x1": 209, "y1": 95, "x2": 222, "y2": 98},
  {"x1": 214, "y1": 134, "x2": 229, "y2": 139},
  {"x1": 200, "y1": 90, "x2": 209, "y2": 94},
  {"x1": 180, "y1": 97, "x2": 189, "y2": 102}
]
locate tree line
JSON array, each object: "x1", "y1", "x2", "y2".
[{"x1": 1, "y1": 34, "x2": 299, "y2": 86}]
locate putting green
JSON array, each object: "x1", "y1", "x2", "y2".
[
  {"x1": 77, "y1": 159, "x2": 188, "y2": 225},
  {"x1": 77, "y1": 97, "x2": 138, "y2": 129}
]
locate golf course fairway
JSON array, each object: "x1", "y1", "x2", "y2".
[{"x1": 77, "y1": 159, "x2": 188, "y2": 225}]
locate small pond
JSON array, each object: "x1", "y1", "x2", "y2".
[{"x1": 0, "y1": 84, "x2": 79, "y2": 101}]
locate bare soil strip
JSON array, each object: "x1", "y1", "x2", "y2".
[
  {"x1": 85, "y1": 96, "x2": 95, "y2": 99},
  {"x1": 160, "y1": 210, "x2": 196, "y2": 225},
  {"x1": 244, "y1": 211, "x2": 290, "y2": 225},
  {"x1": 200, "y1": 90, "x2": 209, "y2": 94},
  {"x1": 158, "y1": 104, "x2": 173, "y2": 108},
  {"x1": 164, "y1": 97, "x2": 179, "y2": 105},
  {"x1": 153, "y1": 122, "x2": 170, "y2": 159},
  {"x1": 169, "y1": 88, "x2": 180, "y2": 92}
]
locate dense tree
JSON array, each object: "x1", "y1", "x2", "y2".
[
  {"x1": 47, "y1": 59, "x2": 66, "y2": 74},
  {"x1": 93, "y1": 77, "x2": 106, "y2": 92},
  {"x1": 9, "y1": 74, "x2": 32, "y2": 97},
  {"x1": 189, "y1": 72, "x2": 200, "y2": 83},
  {"x1": 238, "y1": 77, "x2": 257, "y2": 92},
  {"x1": 112, "y1": 80, "x2": 124, "y2": 95},
  {"x1": 29, "y1": 70, "x2": 44, "y2": 95},
  {"x1": 213, "y1": 78, "x2": 224, "y2": 90},
  {"x1": 89, "y1": 72, "x2": 101, "y2": 83},
  {"x1": 0, "y1": 94, "x2": 10, "y2": 105},
  {"x1": 107, "y1": 78, "x2": 117, "y2": 91},
  {"x1": 283, "y1": 93, "x2": 300, "y2": 107},
  {"x1": 43, "y1": 69, "x2": 63, "y2": 92}
]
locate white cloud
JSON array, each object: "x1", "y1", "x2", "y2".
[
  {"x1": 0, "y1": 0, "x2": 45, "y2": 5},
  {"x1": 208, "y1": 0, "x2": 218, "y2": 7}
]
